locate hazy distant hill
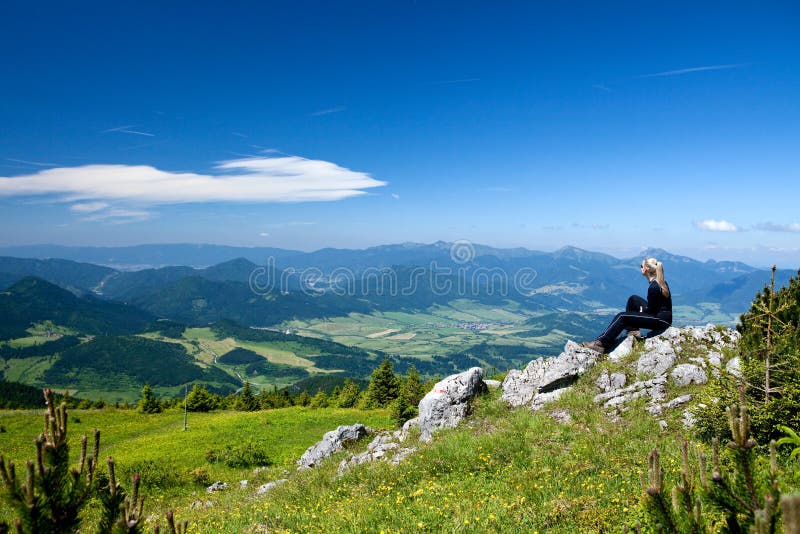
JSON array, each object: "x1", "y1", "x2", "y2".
[
  {"x1": 0, "y1": 256, "x2": 114, "y2": 293},
  {"x1": 0, "y1": 244, "x2": 301, "y2": 269},
  {"x1": 0, "y1": 277, "x2": 154, "y2": 340},
  {"x1": 1, "y1": 242, "x2": 796, "y2": 327}
]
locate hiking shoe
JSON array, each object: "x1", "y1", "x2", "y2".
[
  {"x1": 581, "y1": 340, "x2": 606, "y2": 353},
  {"x1": 627, "y1": 329, "x2": 644, "y2": 340}
]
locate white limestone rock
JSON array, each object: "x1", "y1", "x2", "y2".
[
  {"x1": 608, "y1": 336, "x2": 634, "y2": 361},
  {"x1": 671, "y1": 364, "x2": 708, "y2": 387},
  {"x1": 637, "y1": 343, "x2": 676, "y2": 377},
  {"x1": 418, "y1": 367, "x2": 486, "y2": 442},
  {"x1": 257, "y1": 479, "x2": 288, "y2": 496},
  {"x1": 501, "y1": 341, "x2": 599, "y2": 409},
  {"x1": 297, "y1": 424, "x2": 370, "y2": 470}
]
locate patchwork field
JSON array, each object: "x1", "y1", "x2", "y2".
[{"x1": 283, "y1": 300, "x2": 570, "y2": 357}]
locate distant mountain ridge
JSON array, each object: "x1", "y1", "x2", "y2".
[{"x1": 1, "y1": 243, "x2": 796, "y2": 320}]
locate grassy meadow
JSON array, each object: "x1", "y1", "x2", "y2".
[
  {"x1": 6, "y1": 338, "x2": 796, "y2": 533},
  {"x1": 0, "y1": 406, "x2": 393, "y2": 530}
]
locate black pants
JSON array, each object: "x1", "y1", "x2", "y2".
[{"x1": 597, "y1": 295, "x2": 671, "y2": 348}]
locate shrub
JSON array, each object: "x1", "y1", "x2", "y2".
[
  {"x1": 185, "y1": 467, "x2": 212, "y2": 487},
  {"x1": 205, "y1": 441, "x2": 271, "y2": 469}
]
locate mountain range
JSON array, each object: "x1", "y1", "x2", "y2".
[
  {"x1": 1, "y1": 242, "x2": 796, "y2": 402},
  {"x1": 0, "y1": 242, "x2": 794, "y2": 318}
]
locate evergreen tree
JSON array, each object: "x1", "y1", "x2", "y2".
[
  {"x1": 309, "y1": 389, "x2": 329, "y2": 409},
  {"x1": 362, "y1": 358, "x2": 400, "y2": 409},
  {"x1": 186, "y1": 385, "x2": 215, "y2": 412},
  {"x1": 336, "y1": 379, "x2": 361, "y2": 408},
  {"x1": 137, "y1": 384, "x2": 162, "y2": 414},
  {"x1": 391, "y1": 365, "x2": 425, "y2": 426},
  {"x1": 234, "y1": 381, "x2": 259, "y2": 411},
  {"x1": 737, "y1": 268, "x2": 800, "y2": 441},
  {"x1": 296, "y1": 390, "x2": 311, "y2": 407}
]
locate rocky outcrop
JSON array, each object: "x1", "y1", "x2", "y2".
[
  {"x1": 297, "y1": 424, "x2": 370, "y2": 470},
  {"x1": 503, "y1": 324, "x2": 739, "y2": 424},
  {"x1": 501, "y1": 341, "x2": 599, "y2": 409},
  {"x1": 670, "y1": 364, "x2": 708, "y2": 386},
  {"x1": 418, "y1": 367, "x2": 487, "y2": 441},
  {"x1": 338, "y1": 432, "x2": 417, "y2": 475}
]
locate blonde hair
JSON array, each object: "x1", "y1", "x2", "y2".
[{"x1": 644, "y1": 257, "x2": 670, "y2": 297}]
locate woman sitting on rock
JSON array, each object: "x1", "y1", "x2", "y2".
[{"x1": 582, "y1": 257, "x2": 672, "y2": 354}]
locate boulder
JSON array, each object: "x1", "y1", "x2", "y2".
[
  {"x1": 670, "y1": 364, "x2": 708, "y2": 386},
  {"x1": 596, "y1": 370, "x2": 627, "y2": 393},
  {"x1": 297, "y1": 424, "x2": 370, "y2": 470},
  {"x1": 501, "y1": 341, "x2": 599, "y2": 409},
  {"x1": 663, "y1": 394, "x2": 693, "y2": 410},
  {"x1": 608, "y1": 336, "x2": 634, "y2": 361},
  {"x1": 206, "y1": 481, "x2": 227, "y2": 493},
  {"x1": 418, "y1": 367, "x2": 486, "y2": 441},
  {"x1": 636, "y1": 343, "x2": 676, "y2": 377},
  {"x1": 338, "y1": 432, "x2": 417, "y2": 475},
  {"x1": 257, "y1": 479, "x2": 288, "y2": 496},
  {"x1": 594, "y1": 375, "x2": 667, "y2": 411}
]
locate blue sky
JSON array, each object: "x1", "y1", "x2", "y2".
[{"x1": 1, "y1": 1, "x2": 798, "y2": 266}]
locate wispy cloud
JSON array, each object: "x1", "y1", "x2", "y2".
[
  {"x1": 6, "y1": 158, "x2": 59, "y2": 167},
  {"x1": 69, "y1": 201, "x2": 110, "y2": 213},
  {"x1": 755, "y1": 222, "x2": 800, "y2": 233},
  {"x1": 101, "y1": 125, "x2": 156, "y2": 137},
  {"x1": 635, "y1": 63, "x2": 748, "y2": 79},
  {"x1": 309, "y1": 106, "x2": 346, "y2": 117},
  {"x1": 0, "y1": 157, "x2": 386, "y2": 214},
  {"x1": 391, "y1": 193, "x2": 400, "y2": 199},
  {"x1": 80, "y1": 208, "x2": 152, "y2": 223},
  {"x1": 592, "y1": 84, "x2": 613, "y2": 93},
  {"x1": 694, "y1": 219, "x2": 740, "y2": 232}
]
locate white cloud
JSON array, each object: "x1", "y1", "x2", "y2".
[
  {"x1": 309, "y1": 106, "x2": 346, "y2": 116},
  {"x1": 693, "y1": 219, "x2": 740, "y2": 232},
  {"x1": 0, "y1": 156, "x2": 387, "y2": 206},
  {"x1": 636, "y1": 63, "x2": 748, "y2": 79},
  {"x1": 391, "y1": 193, "x2": 400, "y2": 199},
  {"x1": 755, "y1": 222, "x2": 800, "y2": 233},
  {"x1": 259, "y1": 232, "x2": 270, "y2": 237},
  {"x1": 70, "y1": 201, "x2": 110, "y2": 213},
  {"x1": 81, "y1": 208, "x2": 152, "y2": 223}
]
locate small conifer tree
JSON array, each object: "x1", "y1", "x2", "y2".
[
  {"x1": 0, "y1": 389, "x2": 184, "y2": 533},
  {"x1": 391, "y1": 365, "x2": 425, "y2": 426},
  {"x1": 309, "y1": 389, "x2": 329, "y2": 409},
  {"x1": 138, "y1": 384, "x2": 162, "y2": 414},
  {"x1": 362, "y1": 358, "x2": 400, "y2": 408},
  {"x1": 296, "y1": 390, "x2": 311, "y2": 407},
  {"x1": 186, "y1": 384, "x2": 215, "y2": 412},
  {"x1": 234, "y1": 381, "x2": 259, "y2": 411},
  {"x1": 641, "y1": 389, "x2": 783, "y2": 532},
  {"x1": 336, "y1": 379, "x2": 361, "y2": 408}
]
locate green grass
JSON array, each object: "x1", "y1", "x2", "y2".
[
  {"x1": 0, "y1": 406, "x2": 393, "y2": 528},
  {"x1": 4, "y1": 339, "x2": 798, "y2": 532},
  {"x1": 178, "y1": 390, "x2": 667, "y2": 533}
]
